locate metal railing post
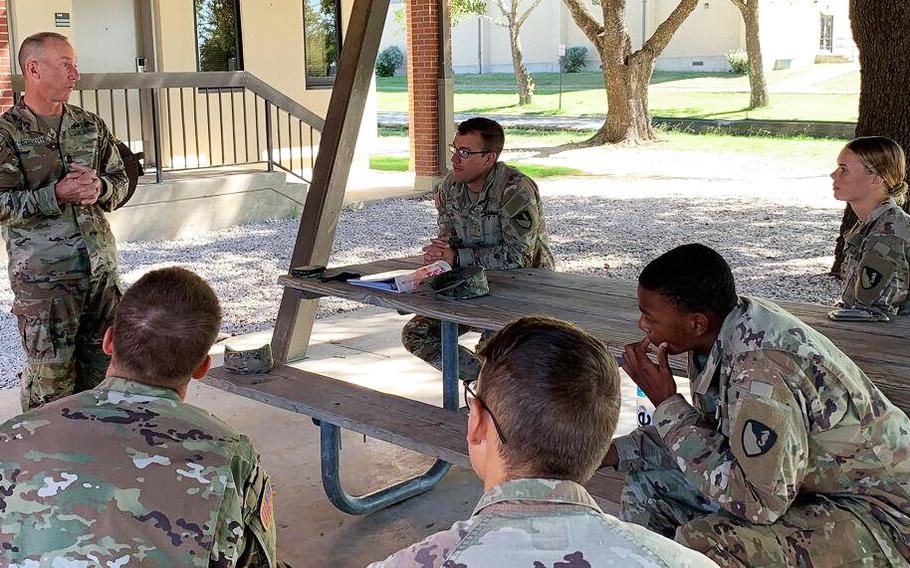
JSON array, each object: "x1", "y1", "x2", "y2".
[
  {"x1": 264, "y1": 99, "x2": 274, "y2": 172},
  {"x1": 149, "y1": 88, "x2": 164, "y2": 183}
]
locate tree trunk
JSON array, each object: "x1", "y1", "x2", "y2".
[
  {"x1": 832, "y1": 0, "x2": 910, "y2": 274},
  {"x1": 739, "y1": 2, "x2": 768, "y2": 108},
  {"x1": 590, "y1": 60, "x2": 655, "y2": 144},
  {"x1": 508, "y1": 23, "x2": 534, "y2": 105}
]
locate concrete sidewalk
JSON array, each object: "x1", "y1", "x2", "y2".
[{"x1": 0, "y1": 306, "x2": 684, "y2": 566}]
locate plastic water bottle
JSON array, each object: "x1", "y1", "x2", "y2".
[{"x1": 636, "y1": 386, "x2": 654, "y2": 428}]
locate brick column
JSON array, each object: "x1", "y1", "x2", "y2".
[
  {"x1": 0, "y1": 0, "x2": 11, "y2": 113},
  {"x1": 406, "y1": 0, "x2": 444, "y2": 190}
]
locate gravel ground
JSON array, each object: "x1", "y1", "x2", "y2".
[{"x1": 0, "y1": 169, "x2": 844, "y2": 388}]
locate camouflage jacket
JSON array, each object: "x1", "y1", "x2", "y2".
[
  {"x1": 614, "y1": 297, "x2": 910, "y2": 564},
  {"x1": 436, "y1": 162, "x2": 555, "y2": 270},
  {"x1": 0, "y1": 376, "x2": 277, "y2": 567},
  {"x1": 841, "y1": 198, "x2": 910, "y2": 316},
  {"x1": 367, "y1": 478, "x2": 719, "y2": 567},
  {"x1": 0, "y1": 99, "x2": 127, "y2": 287}
]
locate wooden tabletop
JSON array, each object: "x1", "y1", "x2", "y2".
[{"x1": 280, "y1": 258, "x2": 910, "y2": 411}]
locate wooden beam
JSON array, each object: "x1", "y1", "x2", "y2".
[{"x1": 272, "y1": 0, "x2": 390, "y2": 362}]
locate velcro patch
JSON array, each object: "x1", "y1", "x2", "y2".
[
  {"x1": 259, "y1": 477, "x2": 273, "y2": 530},
  {"x1": 513, "y1": 210, "x2": 533, "y2": 230},
  {"x1": 861, "y1": 266, "x2": 883, "y2": 290},
  {"x1": 742, "y1": 419, "x2": 778, "y2": 457}
]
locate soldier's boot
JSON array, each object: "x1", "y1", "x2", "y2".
[
  {"x1": 676, "y1": 498, "x2": 894, "y2": 568},
  {"x1": 621, "y1": 467, "x2": 720, "y2": 538},
  {"x1": 400, "y1": 315, "x2": 484, "y2": 381}
]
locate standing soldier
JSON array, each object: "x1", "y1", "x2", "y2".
[
  {"x1": 606, "y1": 243, "x2": 910, "y2": 566},
  {"x1": 403, "y1": 117, "x2": 554, "y2": 380},
  {"x1": 0, "y1": 32, "x2": 127, "y2": 410}
]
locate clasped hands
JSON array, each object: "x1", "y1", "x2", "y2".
[
  {"x1": 422, "y1": 236, "x2": 456, "y2": 266},
  {"x1": 55, "y1": 163, "x2": 102, "y2": 205}
]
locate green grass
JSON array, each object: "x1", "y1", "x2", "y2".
[
  {"x1": 377, "y1": 67, "x2": 860, "y2": 123},
  {"x1": 369, "y1": 154, "x2": 588, "y2": 178},
  {"x1": 377, "y1": 126, "x2": 847, "y2": 166},
  {"x1": 378, "y1": 90, "x2": 858, "y2": 123}
]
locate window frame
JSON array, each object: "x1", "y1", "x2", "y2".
[
  {"x1": 193, "y1": 0, "x2": 245, "y2": 73},
  {"x1": 302, "y1": 0, "x2": 343, "y2": 89}
]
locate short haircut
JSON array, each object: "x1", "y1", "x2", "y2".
[
  {"x1": 112, "y1": 267, "x2": 222, "y2": 388},
  {"x1": 845, "y1": 136, "x2": 908, "y2": 206},
  {"x1": 18, "y1": 32, "x2": 70, "y2": 71},
  {"x1": 457, "y1": 117, "x2": 505, "y2": 155},
  {"x1": 476, "y1": 317, "x2": 620, "y2": 484},
  {"x1": 639, "y1": 243, "x2": 738, "y2": 319}
]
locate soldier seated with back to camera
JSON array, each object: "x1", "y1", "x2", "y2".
[
  {"x1": 603, "y1": 243, "x2": 910, "y2": 567},
  {"x1": 371, "y1": 316, "x2": 718, "y2": 567},
  {"x1": 0, "y1": 267, "x2": 287, "y2": 568}
]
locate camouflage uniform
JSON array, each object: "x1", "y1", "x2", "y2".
[
  {"x1": 840, "y1": 198, "x2": 910, "y2": 316},
  {"x1": 367, "y1": 478, "x2": 719, "y2": 567},
  {"x1": 613, "y1": 296, "x2": 910, "y2": 567},
  {"x1": 402, "y1": 163, "x2": 555, "y2": 380},
  {"x1": 0, "y1": 99, "x2": 127, "y2": 410},
  {"x1": 0, "y1": 376, "x2": 278, "y2": 567}
]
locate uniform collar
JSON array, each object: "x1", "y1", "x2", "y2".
[
  {"x1": 473, "y1": 478, "x2": 602, "y2": 516},
  {"x1": 456, "y1": 161, "x2": 503, "y2": 205},
  {"x1": 690, "y1": 297, "x2": 747, "y2": 395},
  {"x1": 96, "y1": 376, "x2": 184, "y2": 402},
  {"x1": 863, "y1": 198, "x2": 900, "y2": 226},
  {"x1": 13, "y1": 98, "x2": 75, "y2": 133}
]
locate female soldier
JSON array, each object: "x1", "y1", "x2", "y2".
[{"x1": 832, "y1": 136, "x2": 910, "y2": 317}]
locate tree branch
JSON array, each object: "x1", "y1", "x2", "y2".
[
  {"x1": 561, "y1": 0, "x2": 605, "y2": 52},
  {"x1": 517, "y1": 0, "x2": 545, "y2": 30},
  {"x1": 636, "y1": 0, "x2": 699, "y2": 63}
]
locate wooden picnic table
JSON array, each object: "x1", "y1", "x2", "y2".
[
  {"x1": 206, "y1": 256, "x2": 910, "y2": 515},
  {"x1": 281, "y1": 256, "x2": 910, "y2": 413}
]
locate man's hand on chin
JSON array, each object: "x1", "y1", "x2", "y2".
[{"x1": 621, "y1": 336, "x2": 677, "y2": 408}]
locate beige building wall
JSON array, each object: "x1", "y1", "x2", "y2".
[
  {"x1": 382, "y1": 0, "x2": 854, "y2": 75},
  {"x1": 10, "y1": 0, "x2": 373, "y2": 177}
]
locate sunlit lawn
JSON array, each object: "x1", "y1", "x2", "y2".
[
  {"x1": 377, "y1": 125, "x2": 847, "y2": 166},
  {"x1": 369, "y1": 154, "x2": 588, "y2": 177},
  {"x1": 377, "y1": 68, "x2": 860, "y2": 123}
]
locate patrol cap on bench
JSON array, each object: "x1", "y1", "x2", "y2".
[
  {"x1": 224, "y1": 343, "x2": 274, "y2": 374},
  {"x1": 421, "y1": 266, "x2": 490, "y2": 300}
]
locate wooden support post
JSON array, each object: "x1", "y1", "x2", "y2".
[{"x1": 272, "y1": 0, "x2": 390, "y2": 363}]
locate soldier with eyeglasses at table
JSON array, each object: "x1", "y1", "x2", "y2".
[{"x1": 402, "y1": 117, "x2": 555, "y2": 382}]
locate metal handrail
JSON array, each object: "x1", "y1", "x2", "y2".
[{"x1": 11, "y1": 71, "x2": 324, "y2": 185}]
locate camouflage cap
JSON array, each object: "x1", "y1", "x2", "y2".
[
  {"x1": 224, "y1": 343, "x2": 274, "y2": 375},
  {"x1": 421, "y1": 266, "x2": 490, "y2": 300}
]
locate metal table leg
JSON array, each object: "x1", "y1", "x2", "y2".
[
  {"x1": 318, "y1": 420, "x2": 451, "y2": 515},
  {"x1": 440, "y1": 319, "x2": 460, "y2": 410},
  {"x1": 316, "y1": 318, "x2": 462, "y2": 515}
]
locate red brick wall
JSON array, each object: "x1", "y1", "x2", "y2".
[
  {"x1": 0, "y1": 0, "x2": 11, "y2": 113},
  {"x1": 406, "y1": 0, "x2": 442, "y2": 178}
]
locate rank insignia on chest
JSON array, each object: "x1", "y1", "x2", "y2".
[
  {"x1": 742, "y1": 419, "x2": 778, "y2": 457},
  {"x1": 861, "y1": 265, "x2": 883, "y2": 290}
]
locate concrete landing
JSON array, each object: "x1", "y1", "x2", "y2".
[{"x1": 0, "y1": 307, "x2": 688, "y2": 566}]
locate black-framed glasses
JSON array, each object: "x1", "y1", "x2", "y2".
[
  {"x1": 463, "y1": 379, "x2": 508, "y2": 444},
  {"x1": 448, "y1": 144, "x2": 490, "y2": 160}
]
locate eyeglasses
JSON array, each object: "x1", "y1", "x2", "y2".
[
  {"x1": 463, "y1": 379, "x2": 508, "y2": 444},
  {"x1": 448, "y1": 144, "x2": 490, "y2": 160}
]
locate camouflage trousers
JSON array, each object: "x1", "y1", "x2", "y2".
[
  {"x1": 623, "y1": 467, "x2": 896, "y2": 567},
  {"x1": 12, "y1": 270, "x2": 121, "y2": 411},
  {"x1": 400, "y1": 315, "x2": 494, "y2": 381}
]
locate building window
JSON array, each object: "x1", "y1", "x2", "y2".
[
  {"x1": 303, "y1": 0, "x2": 342, "y2": 88},
  {"x1": 819, "y1": 14, "x2": 834, "y2": 52},
  {"x1": 195, "y1": 0, "x2": 243, "y2": 72}
]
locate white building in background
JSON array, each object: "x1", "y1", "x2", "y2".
[{"x1": 380, "y1": 0, "x2": 854, "y2": 74}]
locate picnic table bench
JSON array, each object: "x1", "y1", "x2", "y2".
[{"x1": 204, "y1": 257, "x2": 910, "y2": 515}]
